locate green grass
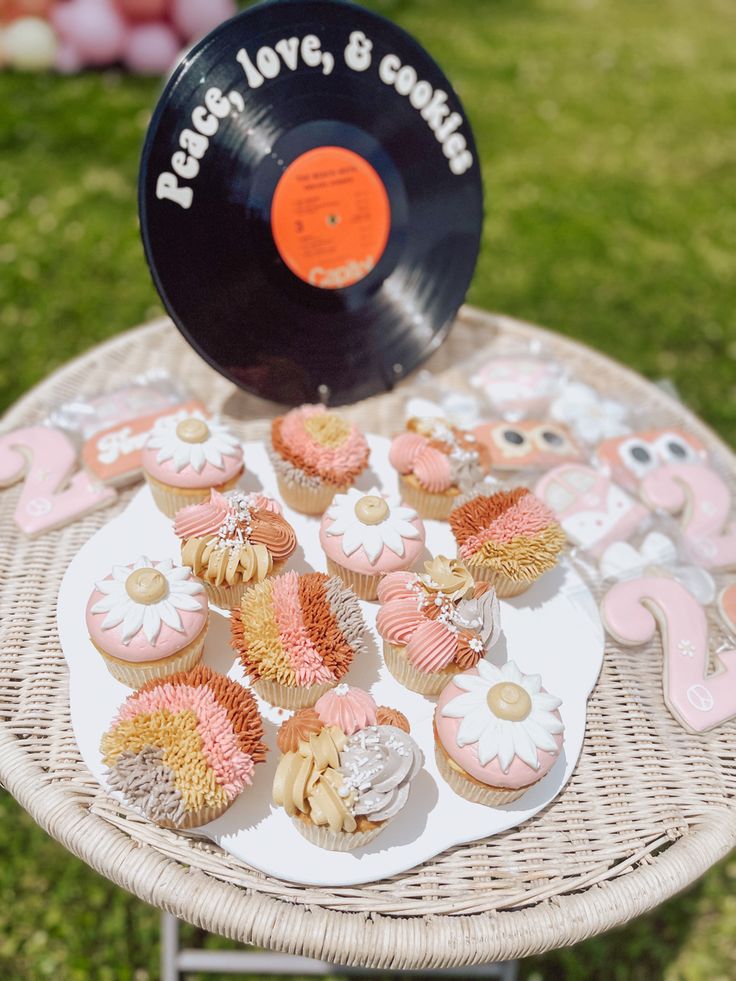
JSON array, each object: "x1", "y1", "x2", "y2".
[{"x1": 1, "y1": 0, "x2": 735, "y2": 977}]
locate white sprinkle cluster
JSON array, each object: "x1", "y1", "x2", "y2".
[{"x1": 216, "y1": 492, "x2": 257, "y2": 549}]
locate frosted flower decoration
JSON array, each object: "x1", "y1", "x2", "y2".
[
  {"x1": 441, "y1": 660, "x2": 563, "y2": 771},
  {"x1": 90, "y1": 556, "x2": 205, "y2": 645},
  {"x1": 324, "y1": 487, "x2": 421, "y2": 562},
  {"x1": 147, "y1": 410, "x2": 241, "y2": 473},
  {"x1": 550, "y1": 382, "x2": 630, "y2": 444}
]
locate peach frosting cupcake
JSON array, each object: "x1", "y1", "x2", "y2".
[
  {"x1": 175, "y1": 489, "x2": 297, "y2": 609},
  {"x1": 101, "y1": 666, "x2": 267, "y2": 829},
  {"x1": 86, "y1": 556, "x2": 209, "y2": 687},
  {"x1": 434, "y1": 660, "x2": 564, "y2": 806},
  {"x1": 230, "y1": 571, "x2": 366, "y2": 709},
  {"x1": 268, "y1": 404, "x2": 370, "y2": 515},
  {"x1": 450, "y1": 486, "x2": 566, "y2": 597},
  {"x1": 319, "y1": 487, "x2": 425, "y2": 600},
  {"x1": 273, "y1": 684, "x2": 422, "y2": 851},
  {"x1": 376, "y1": 556, "x2": 502, "y2": 696},
  {"x1": 142, "y1": 410, "x2": 244, "y2": 518},
  {"x1": 389, "y1": 416, "x2": 490, "y2": 521}
]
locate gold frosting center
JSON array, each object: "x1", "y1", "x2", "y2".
[
  {"x1": 303, "y1": 414, "x2": 350, "y2": 448},
  {"x1": 355, "y1": 495, "x2": 389, "y2": 525},
  {"x1": 125, "y1": 568, "x2": 168, "y2": 605},
  {"x1": 487, "y1": 682, "x2": 531, "y2": 721},
  {"x1": 176, "y1": 418, "x2": 210, "y2": 444}
]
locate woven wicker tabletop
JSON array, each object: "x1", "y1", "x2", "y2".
[{"x1": 1, "y1": 307, "x2": 735, "y2": 969}]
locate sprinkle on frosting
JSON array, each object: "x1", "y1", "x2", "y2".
[
  {"x1": 231, "y1": 572, "x2": 365, "y2": 688},
  {"x1": 339, "y1": 725, "x2": 423, "y2": 823},
  {"x1": 270, "y1": 405, "x2": 369, "y2": 488},
  {"x1": 146, "y1": 410, "x2": 241, "y2": 474}
]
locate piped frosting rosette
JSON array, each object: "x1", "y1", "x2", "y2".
[
  {"x1": 175, "y1": 489, "x2": 297, "y2": 609},
  {"x1": 230, "y1": 571, "x2": 366, "y2": 709},
  {"x1": 269, "y1": 404, "x2": 370, "y2": 515},
  {"x1": 450, "y1": 486, "x2": 566, "y2": 597},
  {"x1": 376, "y1": 556, "x2": 502, "y2": 696},
  {"x1": 101, "y1": 666, "x2": 267, "y2": 829},
  {"x1": 272, "y1": 684, "x2": 422, "y2": 851},
  {"x1": 388, "y1": 416, "x2": 490, "y2": 520}
]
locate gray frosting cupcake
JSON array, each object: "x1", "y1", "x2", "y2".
[{"x1": 339, "y1": 725, "x2": 423, "y2": 823}]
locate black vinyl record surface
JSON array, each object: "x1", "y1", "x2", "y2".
[{"x1": 140, "y1": 0, "x2": 483, "y2": 405}]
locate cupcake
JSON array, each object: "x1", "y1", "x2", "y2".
[
  {"x1": 86, "y1": 556, "x2": 209, "y2": 687},
  {"x1": 175, "y1": 489, "x2": 297, "y2": 609},
  {"x1": 376, "y1": 556, "x2": 502, "y2": 696},
  {"x1": 268, "y1": 404, "x2": 370, "y2": 515},
  {"x1": 450, "y1": 486, "x2": 566, "y2": 597},
  {"x1": 230, "y1": 571, "x2": 366, "y2": 709},
  {"x1": 273, "y1": 685, "x2": 422, "y2": 851},
  {"x1": 319, "y1": 487, "x2": 425, "y2": 600},
  {"x1": 142, "y1": 410, "x2": 244, "y2": 518},
  {"x1": 388, "y1": 416, "x2": 490, "y2": 520},
  {"x1": 434, "y1": 660, "x2": 564, "y2": 806},
  {"x1": 101, "y1": 666, "x2": 267, "y2": 829}
]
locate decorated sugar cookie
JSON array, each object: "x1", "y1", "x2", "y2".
[
  {"x1": 596, "y1": 428, "x2": 707, "y2": 492},
  {"x1": 601, "y1": 576, "x2": 736, "y2": 733},
  {"x1": 473, "y1": 420, "x2": 583, "y2": 472},
  {"x1": 471, "y1": 356, "x2": 562, "y2": 417},
  {"x1": 717, "y1": 584, "x2": 736, "y2": 635},
  {"x1": 535, "y1": 464, "x2": 649, "y2": 557},
  {"x1": 599, "y1": 530, "x2": 716, "y2": 605}
]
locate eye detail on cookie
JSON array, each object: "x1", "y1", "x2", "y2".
[
  {"x1": 596, "y1": 428, "x2": 707, "y2": 491},
  {"x1": 474, "y1": 420, "x2": 582, "y2": 471}
]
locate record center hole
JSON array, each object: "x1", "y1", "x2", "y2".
[{"x1": 326, "y1": 213, "x2": 341, "y2": 227}]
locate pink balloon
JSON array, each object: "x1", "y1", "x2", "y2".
[
  {"x1": 124, "y1": 22, "x2": 178, "y2": 75},
  {"x1": 171, "y1": 0, "x2": 235, "y2": 43},
  {"x1": 115, "y1": 0, "x2": 168, "y2": 21},
  {"x1": 51, "y1": 0, "x2": 127, "y2": 66}
]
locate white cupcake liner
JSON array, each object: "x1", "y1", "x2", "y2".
[
  {"x1": 325, "y1": 557, "x2": 381, "y2": 601},
  {"x1": 97, "y1": 621, "x2": 208, "y2": 689},
  {"x1": 291, "y1": 815, "x2": 385, "y2": 851},
  {"x1": 464, "y1": 558, "x2": 534, "y2": 597},
  {"x1": 383, "y1": 641, "x2": 455, "y2": 697},
  {"x1": 157, "y1": 799, "x2": 233, "y2": 830},
  {"x1": 276, "y1": 476, "x2": 346, "y2": 516},
  {"x1": 399, "y1": 476, "x2": 457, "y2": 521},
  {"x1": 434, "y1": 741, "x2": 530, "y2": 806},
  {"x1": 146, "y1": 471, "x2": 241, "y2": 519},
  {"x1": 252, "y1": 677, "x2": 335, "y2": 709}
]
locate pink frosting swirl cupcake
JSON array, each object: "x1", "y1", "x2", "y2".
[
  {"x1": 142, "y1": 410, "x2": 244, "y2": 518},
  {"x1": 319, "y1": 487, "x2": 426, "y2": 600},
  {"x1": 86, "y1": 556, "x2": 209, "y2": 687},
  {"x1": 269, "y1": 404, "x2": 369, "y2": 515}
]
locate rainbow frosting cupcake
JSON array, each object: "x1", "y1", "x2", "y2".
[
  {"x1": 388, "y1": 416, "x2": 489, "y2": 521},
  {"x1": 273, "y1": 684, "x2": 422, "y2": 851},
  {"x1": 434, "y1": 660, "x2": 564, "y2": 806},
  {"x1": 86, "y1": 556, "x2": 209, "y2": 687},
  {"x1": 101, "y1": 666, "x2": 267, "y2": 829},
  {"x1": 450, "y1": 486, "x2": 566, "y2": 597},
  {"x1": 142, "y1": 410, "x2": 244, "y2": 518},
  {"x1": 376, "y1": 556, "x2": 502, "y2": 696},
  {"x1": 175, "y1": 489, "x2": 297, "y2": 609},
  {"x1": 230, "y1": 571, "x2": 366, "y2": 709},
  {"x1": 319, "y1": 487, "x2": 425, "y2": 600},
  {"x1": 268, "y1": 404, "x2": 370, "y2": 515}
]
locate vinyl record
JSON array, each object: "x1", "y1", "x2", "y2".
[{"x1": 139, "y1": 0, "x2": 483, "y2": 406}]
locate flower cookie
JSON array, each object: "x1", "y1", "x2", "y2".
[
  {"x1": 434, "y1": 660, "x2": 564, "y2": 806},
  {"x1": 268, "y1": 404, "x2": 370, "y2": 515},
  {"x1": 101, "y1": 666, "x2": 267, "y2": 829},
  {"x1": 273, "y1": 686, "x2": 422, "y2": 851},
  {"x1": 175, "y1": 489, "x2": 297, "y2": 609},
  {"x1": 376, "y1": 556, "x2": 502, "y2": 696},
  {"x1": 389, "y1": 416, "x2": 489, "y2": 521},
  {"x1": 86, "y1": 556, "x2": 209, "y2": 687},
  {"x1": 319, "y1": 487, "x2": 425, "y2": 600},
  {"x1": 450, "y1": 487, "x2": 565, "y2": 596},
  {"x1": 142, "y1": 410, "x2": 244, "y2": 518},
  {"x1": 230, "y1": 571, "x2": 366, "y2": 709}
]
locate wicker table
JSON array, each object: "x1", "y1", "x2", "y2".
[{"x1": 1, "y1": 308, "x2": 735, "y2": 970}]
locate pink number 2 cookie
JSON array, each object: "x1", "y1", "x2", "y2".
[
  {"x1": 0, "y1": 426, "x2": 116, "y2": 536},
  {"x1": 602, "y1": 576, "x2": 736, "y2": 733}
]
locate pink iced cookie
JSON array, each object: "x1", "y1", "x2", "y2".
[
  {"x1": 435, "y1": 660, "x2": 564, "y2": 791},
  {"x1": 596, "y1": 428, "x2": 707, "y2": 493},
  {"x1": 718, "y1": 584, "x2": 736, "y2": 634},
  {"x1": 535, "y1": 463, "x2": 649, "y2": 558},
  {"x1": 473, "y1": 420, "x2": 582, "y2": 472},
  {"x1": 142, "y1": 411, "x2": 243, "y2": 490},
  {"x1": 471, "y1": 357, "x2": 562, "y2": 416},
  {"x1": 86, "y1": 556, "x2": 208, "y2": 663},
  {"x1": 601, "y1": 575, "x2": 736, "y2": 733}
]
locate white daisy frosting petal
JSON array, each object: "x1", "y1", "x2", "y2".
[
  {"x1": 146, "y1": 410, "x2": 241, "y2": 474},
  {"x1": 323, "y1": 487, "x2": 422, "y2": 565}
]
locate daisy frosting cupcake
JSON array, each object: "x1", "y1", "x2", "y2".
[
  {"x1": 434, "y1": 660, "x2": 564, "y2": 806},
  {"x1": 319, "y1": 487, "x2": 425, "y2": 600},
  {"x1": 101, "y1": 666, "x2": 267, "y2": 829},
  {"x1": 273, "y1": 684, "x2": 422, "y2": 851},
  {"x1": 389, "y1": 416, "x2": 490, "y2": 521},
  {"x1": 268, "y1": 404, "x2": 370, "y2": 515},
  {"x1": 86, "y1": 556, "x2": 209, "y2": 687},
  {"x1": 142, "y1": 410, "x2": 244, "y2": 518},
  {"x1": 376, "y1": 556, "x2": 502, "y2": 696},
  {"x1": 230, "y1": 571, "x2": 366, "y2": 709},
  {"x1": 175, "y1": 490, "x2": 297, "y2": 609},
  {"x1": 450, "y1": 486, "x2": 566, "y2": 597}
]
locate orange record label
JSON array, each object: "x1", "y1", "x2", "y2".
[{"x1": 271, "y1": 145, "x2": 391, "y2": 289}]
